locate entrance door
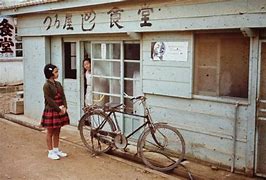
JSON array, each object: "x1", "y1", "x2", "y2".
[
  {"x1": 256, "y1": 41, "x2": 266, "y2": 177},
  {"x1": 88, "y1": 41, "x2": 141, "y2": 138}
]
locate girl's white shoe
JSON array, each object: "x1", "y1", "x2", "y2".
[
  {"x1": 54, "y1": 150, "x2": 67, "y2": 157},
  {"x1": 48, "y1": 151, "x2": 60, "y2": 160}
]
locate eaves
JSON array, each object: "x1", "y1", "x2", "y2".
[
  {"x1": 0, "y1": 0, "x2": 62, "y2": 10},
  {"x1": 0, "y1": 0, "x2": 128, "y2": 16}
]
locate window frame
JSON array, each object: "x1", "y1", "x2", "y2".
[
  {"x1": 90, "y1": 40, "x2": 141, "y2": 105},
  {"x1": 63, "y1": 41, "x2": 77, "y2": 79},
  {"x1": 192, "y1": 31, "x2": 251, "y2": 105}
]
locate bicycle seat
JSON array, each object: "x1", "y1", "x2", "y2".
[{"x1": 104, "y1": 102, "x2": 123, "y2": 111}]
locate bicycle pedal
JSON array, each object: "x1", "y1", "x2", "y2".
[
  {"x1": 123, "y1": 147, "x2": 130, "y2": 152},
  {"x1": 91, "y1": 153, "x2": 100, "y2": 158},
  {"x1": 90, "y1": 153, "x2": 97, "y2": 157},
  {"x1": 181, "y1": 158, "x2": 187, "y2": 162}
]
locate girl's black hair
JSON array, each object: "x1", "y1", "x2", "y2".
[
  {"x1": 44, "y1": 64, "x2": 57, "y2": 79},
  {"x1": 83, "y1": 58, "x2": 91, "y2": 64},
  {"x1": 83, "y1": 58, "x2": 91, "y2": 73}
]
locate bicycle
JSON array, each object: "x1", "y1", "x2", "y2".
[{"x1": 78, "y1": 95, "x2": 185, "y2": 172}]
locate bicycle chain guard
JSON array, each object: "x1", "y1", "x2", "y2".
[{"x1": 114, "y1": 134, "x2": 127, "y2": 149}]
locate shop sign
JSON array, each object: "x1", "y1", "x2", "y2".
[
  {"x1": 0, "y1": 17, "x2": 15, "y2": 58},
  {"x1": 42, "y1": 5, "x2": 154, "y2": 32}
]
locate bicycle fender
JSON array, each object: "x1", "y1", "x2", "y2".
[
  {"x1": 77, "y1": 113, "x2": 91, "y2": 130},
  {"x1": 154, "y1": 122, "x2": 168, "y2": 125}
]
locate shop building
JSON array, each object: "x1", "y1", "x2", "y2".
[{"x1": 1, "y1": 0, "x2": 266, "y2": 177}]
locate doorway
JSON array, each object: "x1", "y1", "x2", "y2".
[
  {"x1": 82, "y1": 41, "x2": 142, "y2": 137},
  {"x1": 256, "y1": 41, "x2": 266, "y2": 177}
]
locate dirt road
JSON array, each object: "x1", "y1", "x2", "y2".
[{"x1": 0, "y1": 118, "x2": 176, "y2": 180}]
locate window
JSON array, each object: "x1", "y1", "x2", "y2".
[
  {"x1": 64, "y1": 42, "x2": 76, "y2": 79},
  {"x1": 88, "y1": 42, "x2": 140, "y2": 109},
  {"x1": 193, "y1": 32, "x2": 250, "y2": 98},
  {"x1": 15, "y1": 42, "x2": 23, "y2": 57},
  {"x1": 15, "y1": 27, "x2": 23, "y2": 57},
  {"x1": 124, "y1": 43, "x2": 140, "y2": 112}
]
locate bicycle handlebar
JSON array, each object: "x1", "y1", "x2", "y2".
[{"x1": 130, "y1": 95, "x2": 146, "y2": 101}]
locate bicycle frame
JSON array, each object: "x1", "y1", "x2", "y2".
[
  {"x1": 79, "y1": 96, "x2": 186, "y2": 173},
  {"x1": 95, "y1": 98, "x2": 155, "y2": 141},
  {"x1": 106, "y1": 110, "x2": 149, "y2": 139}
]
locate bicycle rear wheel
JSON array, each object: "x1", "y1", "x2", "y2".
[
  {"x1": 138, "y1": 123, "x2": 185, "y2": 172},
  {"x1": 79, "y1": 110, "x2": 116, "y2": 154}
]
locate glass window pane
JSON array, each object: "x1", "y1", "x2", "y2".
[
  {"x1": 109, "y1": 96, "x2": 120, "y2": 104},
  {"x1": 94, "y1": 61, "x2": 120, "y2": 77},
  {"x1": 15, "y1": 43, "x2": 22, "y2": 49},
  {"x1": 92, "y1": 44, "x2": 102, "y2": 59},
  {"x1": 106, "y1": 43, "x2": 120, "y2": 59},
  {"x1": 109, "y1": 79, "x2": 120, "y2": 95},
  {"x1": 64, "y1": 42, "x2": 76, "y2": 79},
  {"x1": 219, "y1": 37, "x2": 249, "y2": 98},
  {"x1": 84, "y1": 42, "x2": 91, "y2": 59},
  {"x1": 92, "y1": 77, "x2": 109, "y2": 106},
  {"x1": 124, "y1": 62, "x2": 140, "y2": 78},
  {"x1": 124, "y1": 43, "x2": 140, "y2": 60},
  {"x1": 71, "y1": 43, "x2": 76, "y2": 56},
  {"x1": 124, "y1": 80, "x2": 133, "y2": 97},
  {"x1": 71, "y1": 57, "x2": 76, "y2": 69},
  {"x1": 194, "y1": 32, "x2": 249, "y2": 98},
  {"x1": 16, "y1": 50, "x2": 23, "y2": 57}
]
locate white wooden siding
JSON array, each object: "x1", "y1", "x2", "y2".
[
  {"x1": 142, "y1": 32, "x2": 193, "y2": 98},
  {"x1": 0, "y1": 60, "x2": 23, "y2": 84},
  {"x1": 16, "y1": 0, "x2": 266, "y2": 36},
  {"x1": 63, "y1": 79, "x2": 79, "y2": 125},
  {"x1": 23, "y1": 37, "x2": 50, "y2": 120},
  {"x1": 146, "y1": 94, "x2": 249, "y2": 169},
  {"x1": 51, "y1": 37, "x2": 63, "y2": 83}
]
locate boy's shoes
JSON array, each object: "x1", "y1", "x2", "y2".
[
  {"x1": 48, "y1": 151, "x2": 60, "y2": 160},
  {"x1": 54, "y1": 150, "x2": 67, "y2": 157}
]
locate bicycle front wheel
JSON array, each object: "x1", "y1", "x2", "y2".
[
  {"x1": 138, "y1": 123, "x2": 185, "y2": 172},
  {"x1": 79, "y1": 110, "x2": 116, "y2": 154}
]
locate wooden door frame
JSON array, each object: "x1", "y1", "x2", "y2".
[{"x1": 255, "y1": 40, "x2": 266, "y2": 178}]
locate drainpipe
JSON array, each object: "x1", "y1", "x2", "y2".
[{"x1": 231, "y1": 101, "x2": 240, "y2": 172}]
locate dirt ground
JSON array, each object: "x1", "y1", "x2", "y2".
[{"x1": 0, "y1": 118, "x2": 178, "y2": 180}]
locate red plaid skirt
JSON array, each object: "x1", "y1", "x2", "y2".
[{"x1": 41, "y1": 91, "x2": 70, "y2": 128}]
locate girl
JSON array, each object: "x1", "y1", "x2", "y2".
[
  {"x1": 83, "y1": 58, "x2": 92, "y2": 105},
  {"x1": 41, "y1": 64, "x2": 70, "y2": 160}
]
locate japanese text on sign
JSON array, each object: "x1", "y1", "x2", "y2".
[
  {"x1": 0, "y1": 17, "x2": 15, "y2": 58},
  {"x1": 43, "y1": 6, "x2": 154, "y2": 31}
]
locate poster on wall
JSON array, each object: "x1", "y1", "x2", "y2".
[
  {"x1": 0, "y1": 17, "x2": 15, "y2": 58},
  {"x1": 151, "y1": 41, "x2": 188, "y2": 61}
]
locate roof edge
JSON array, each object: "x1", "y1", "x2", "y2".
[
  {"x1": 0, "y1": 0, "x2": 62, "y2": 10},
  {"x1": 0, "y1": 0, "x2": 127, "y2": 16}
]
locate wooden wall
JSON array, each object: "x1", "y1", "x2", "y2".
[
  {"x1": 141, "y1": 31, "x2": 254, "y2": 171},
  {"x1": 15, "y1": 0, "x2": 266, "y2": 36}
]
